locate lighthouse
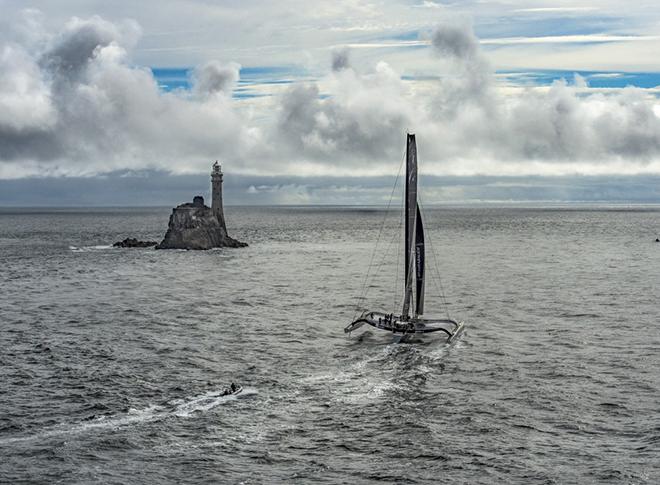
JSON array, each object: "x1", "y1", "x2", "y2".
[
  {"x1": 211, "y1": 161, "x2": 227, "y2": 231},
  {"x1": 156, "y1": 160, "x2": 246, "y2": 249}
]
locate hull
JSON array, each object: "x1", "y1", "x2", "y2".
[{"x1": 345, "y1": 310, "x2": 464, "y2": 343}]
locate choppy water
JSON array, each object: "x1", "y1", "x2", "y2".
[{"x1": 1, "y1": 206, "x2": 659, "y2": 484}]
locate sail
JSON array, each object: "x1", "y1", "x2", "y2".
[
  {"x1": 415, "y1": 206, "x2": 425, "y2": 316},
  {"x1": 402, "y1": 133, "x2": 417, "y2": 318}
]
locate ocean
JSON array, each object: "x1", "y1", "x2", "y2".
[{"x1": 1, "y1": 206, "x2": 659, "y2": 483}]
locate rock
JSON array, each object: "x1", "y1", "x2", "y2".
[
  {"x1": 113, "y1": 237, "x2": 158, "y2": 248},
  {"x1": 155, "y1": 196, "x2": 247, "y2": 250}
]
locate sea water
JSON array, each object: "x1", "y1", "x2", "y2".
[{"x1": 1, "y1": 206, "x2": 659, "y2": 483}]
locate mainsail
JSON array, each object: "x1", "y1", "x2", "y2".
[
  {"x1": 402, "y1": 133, "x2": 425, "y2": 318},
  {"x1": 415, "y1": 206, "x2": 425, "y2": 316}
]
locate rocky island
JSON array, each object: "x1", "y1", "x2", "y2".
[
  {"x1": 113, "y1": 238, "x2": 157, "y2": 248},
  {"x1": 156, "y1": 162, "x2": 247, "y2": 250}
]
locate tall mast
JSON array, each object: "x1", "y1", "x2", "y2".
[{"x1": 402, "y1": 134, "x2": 417, "y2": 318}]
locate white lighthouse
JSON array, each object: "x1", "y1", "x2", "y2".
[{"x1": 211, "y1": 161, "x2": 227, "y2": 232}]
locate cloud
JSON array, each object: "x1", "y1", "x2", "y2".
[
  {"x1": 429, "y1": 22, "x2": 493, "y2": 114},
  {"x1": 43, "y1": 16, "x2": 130, "y2": 81},
  {"x1": 275, "y1": 61, "x2": 414, "y2": 168},
  {"x1": 431, "y1": 23, "x2": 480, "y2": 60},
  {"x1": 331, "y1": 48, "x2": 350, "y2": 72},
  {"x1": 0, "y1": 44, "x2": 56, "y2": 133},
  {"x1": 420, "y1": 24, "x2": 660, "y2": 173},
  {"x1": 413, "y1": 1, "x2": 445, "y2": 9},
  {"x1": 513, "y1": 7, "x2": 599, "y2": 14},
  {"x1": 0, "y1": 13, "x2": 251, "y2": 178},
  {"x1": 2, "y1": 11, "x2": 660, "y2": 186},
  {"x1": 481, "y1": 34, "x2": 660, "y2": 45},
  {"x1": 192, "y1": 60, "x2": 241, "y2": 97}
]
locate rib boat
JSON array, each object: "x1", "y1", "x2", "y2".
[{"x1": 344, "y1": 134, "x2": 465, "y2": 343}]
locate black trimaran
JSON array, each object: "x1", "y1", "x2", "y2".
[{"x1": 344, "y1": 134, "x2": 465, "y2": 342}]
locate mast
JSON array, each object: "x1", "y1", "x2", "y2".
[{"x1": 402, "y1": 134, "x2": 417, "y2": 318}]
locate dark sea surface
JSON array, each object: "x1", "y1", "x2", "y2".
[{"x1": 1, "y1": 206, "x2": 659, "y2": 484}]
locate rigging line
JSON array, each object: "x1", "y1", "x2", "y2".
[
  {"x1": 352, "y1": 149, "x2": 406, "y2": 321},
  {"x1": 429, "y1": 261, "x2": 451, "y2": 320},
  {"x1": 373, "y1": 220, "x2": 401, "y2": 278},
  {"x1": 371, "y1": 171, "x2": 406, "y2": 286},
  {"x1": 417, "y1": 193, "x2": 451, "y2": 320},
  {"x1": 423, "y1": 211, "x2": 451, "y2": 319},
  {"x1": 429, "y1": 228, "x2": 451, "y2": 319},
  {"x1": 394, "y1": 188, "x2": 404, "y2": 308},
  {"x1": 367, "y1": 220, "x2": 401, "y2": 308}
]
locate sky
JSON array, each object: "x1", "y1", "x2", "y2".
[{"x1": 2, "y1": 0, "x2": 660, "y2": 205}]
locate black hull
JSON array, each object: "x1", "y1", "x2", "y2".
[{"x1": 345, "y1": 310, "x2": 464, "y2": 342}]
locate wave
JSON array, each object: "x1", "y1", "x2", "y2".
[{"x1": 69, "y1": 245, "x2": 113, "y2": 252}]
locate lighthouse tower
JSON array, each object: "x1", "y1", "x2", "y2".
[{"x1": 211, "y1": 161, "x2": 227, "y2": 232}]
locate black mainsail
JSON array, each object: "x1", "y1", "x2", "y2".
[
  {"x1": 415, "y1": 206, "x2": 425, "y2": 317},
  {"x1": 403, "y1": 134, "x2": 426, "y2": 318},
  {"x1": 344, "y1": 133, "x2": 464, "y2": 342},
  {"x1": 402, "y1": 134, "x2": 418, "y2": 318}
]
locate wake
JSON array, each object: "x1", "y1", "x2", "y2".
[{"x1": 0, "y1": 387, "x2": 257, "y2": 446}]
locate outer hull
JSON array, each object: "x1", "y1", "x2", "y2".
[{"x1": 345, "y1": 310, "x2": 464, "y2": 344}]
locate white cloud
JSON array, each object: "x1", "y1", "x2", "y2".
[
  {"x1": 0, "y1": 44, "x2": 56, "y2": 132},
  {"x1": 0, "y1": 14, "x2": 257, "y2": 179},
  {"x1": 2, "y1": 12, "x2": 660, "y2": 182},
  {"x1": 513, "y1": 7, "x2": 598, "y2": 13},
  {"x1": 192, "y1": 60, "x2": 241, "y2": 97},
  {"x1": 344, "y1": 34, "x2": 660, "y2": 50},
  {"x1": 2, "y1": 1, "x2": 660, "y2": 71},
  {"x1": 481, "y1": 34, "x2": 660, "y2": 45},
  {"x1": 413, "y1": 1, "x2": 445, "y2": 9}
]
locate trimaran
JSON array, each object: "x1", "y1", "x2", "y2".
[{"x1": 344, "y1": 134, "x2": 465, "y2": 343}]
